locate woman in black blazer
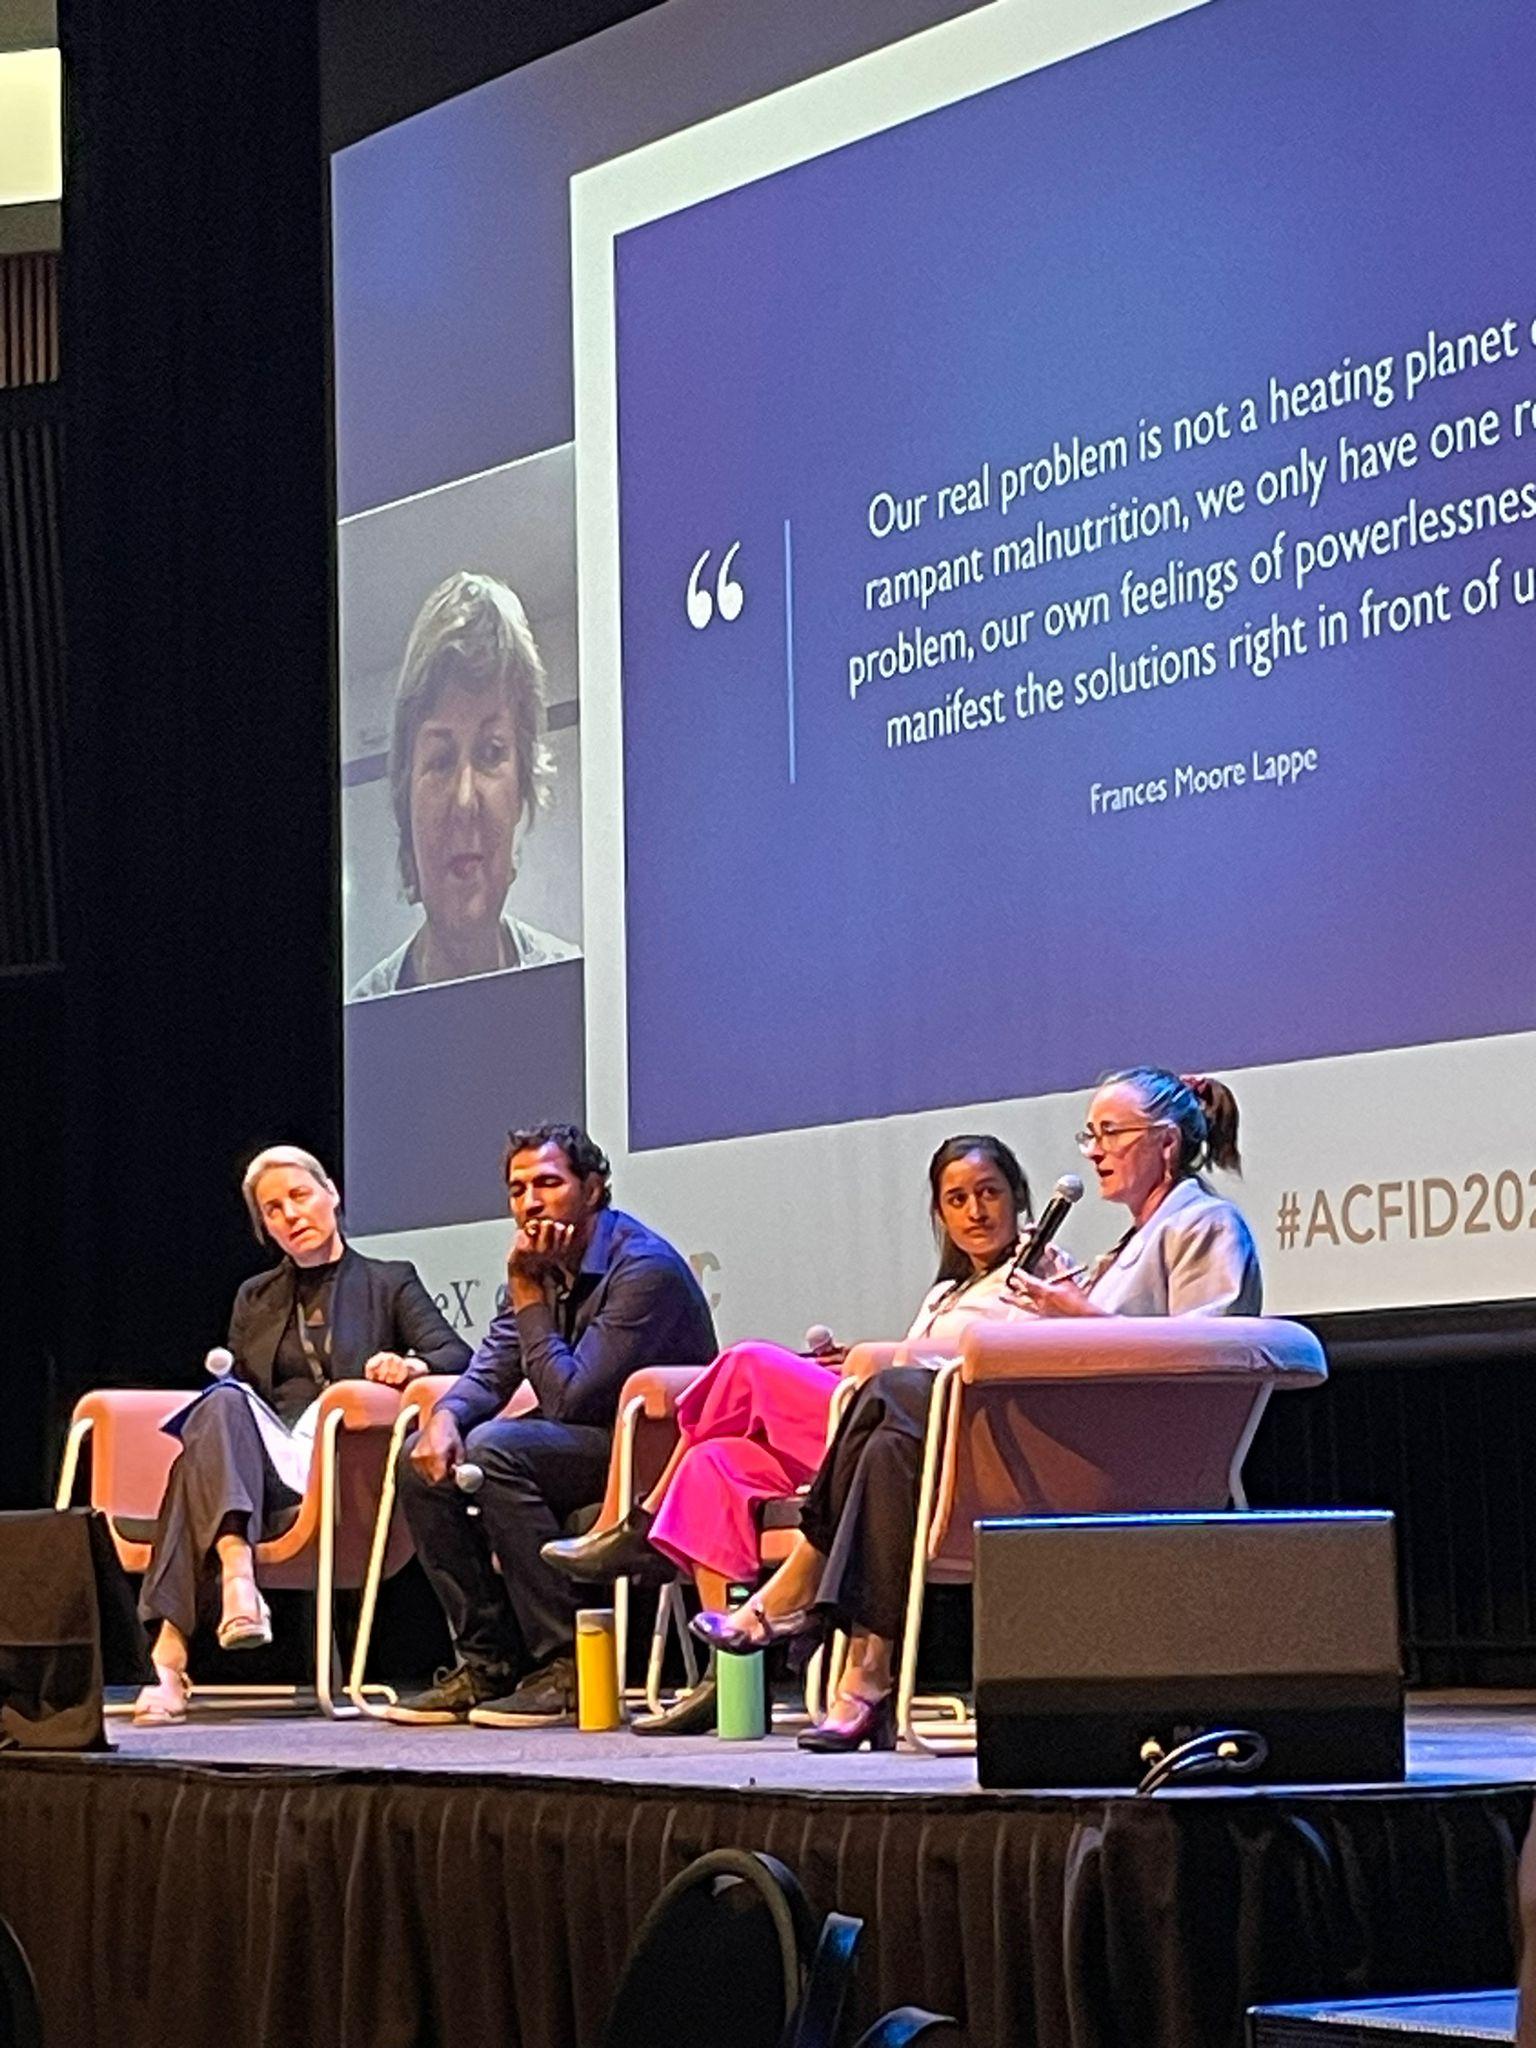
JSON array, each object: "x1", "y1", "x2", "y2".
[{"x1": 133, "y1": 1145, "x2": 470, "y2": 1723}]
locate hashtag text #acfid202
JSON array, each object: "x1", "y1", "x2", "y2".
[{"x1": 1277, "y1": 1170, "x2": 1536, "y2": 1249}]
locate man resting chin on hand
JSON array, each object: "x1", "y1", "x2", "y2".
[{"x1": 387, "y1": 1121, "x2": 717, "y2": 1729}]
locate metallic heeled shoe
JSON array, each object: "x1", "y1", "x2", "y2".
[
  {"x1": 690, "y1": 1595, "x2": 817, "y2": 1657},
  {"x1": 216, "y1": 1591, "x2": 272, "y2": 1652},
  {"x1": 540, "y1": 1505, "x2": 678, "y2": 1587},
  {"x1": 796, "y1": 1691, "x2": 896, "y2": 1754}
]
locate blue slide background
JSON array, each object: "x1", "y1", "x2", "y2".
[
  {"x1": 329, "y1": 0, "x2": 981, "y2": 517},
  {"x1": 616, "y1": 0, "x2": 1536, "y2": 1152},
  {"x1": 328, "y1": 0, "x2": 984, "y2": 1229}
]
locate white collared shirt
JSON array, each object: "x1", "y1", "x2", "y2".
[{"x1": 904, "y1": 1250, "x2": 1038, "y2": 1350}]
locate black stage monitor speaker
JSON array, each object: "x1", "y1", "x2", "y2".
[
  {"x1": 973, "y1": 1510, "x2": 1403, "y2": 1790},
  {"x1": 0, "y1": 1509, "x2": 150, "y2": 1751}
]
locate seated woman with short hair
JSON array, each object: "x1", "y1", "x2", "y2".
[
  {"x1": 132, "y1": 1146, "x2": 470, "y2": 1723},
  {"x1": 693, "y1": 1069, "x2": 1262, "y2": 1753}
]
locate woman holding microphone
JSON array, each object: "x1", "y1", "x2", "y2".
[{"x1": 693, "y1": 1069, "x2": 1262, "y2": 1752}]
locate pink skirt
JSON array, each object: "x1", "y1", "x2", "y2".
[{"x1": 647, "y1": 1340, "x2": 839, "y2": 1582}]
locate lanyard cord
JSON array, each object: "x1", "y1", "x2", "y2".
[{"x1": 293, "y1": 1275, "x2": 334, "y2": 1387}]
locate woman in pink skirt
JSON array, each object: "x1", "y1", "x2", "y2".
[{"x1": 541, "y1": 1132, "x2": 1039, "y2": 1729}]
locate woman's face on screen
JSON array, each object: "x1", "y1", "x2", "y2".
[
  {"x1": 408, "y1": 679, "x2": 521, "y2": 943},
  {"x1": 935, "y1": 1150, "x2": 1019, "y2": 1270}
]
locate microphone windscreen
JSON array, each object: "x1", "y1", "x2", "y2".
[
  {"x1": 1054, "y1": 1173, "x2": 1086, "y2": 1205},
  {"x1": 454, "y1": 1462, "x2": 486, "y2": 1496},
  {"x1": 804, "y1": 1324, "x2": 836, "y2": 1356},
  {"x1": 205, "y1": 1346, "x2": 235, "y2": 1377}
]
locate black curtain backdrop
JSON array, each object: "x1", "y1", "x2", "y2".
[
  {"x1": 0, "y1": 974, "x2": 64, "y2": 1509},
  {"x1": 56, "y1": 0, "x2": 335, "y2": 1405},
  {"x1": 0, "y1": 1757, "x2": 1526, "y2": 2048}
]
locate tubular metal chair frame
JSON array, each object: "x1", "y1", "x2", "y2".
[
  {"x1": 607, "y1": 1382, "x2": 703, "y2": 1711},
  {"x1": 348, "y1": 1373, "x2": 700, "y2": 1715},
  {"x1": 57, "y1": 1379, "x2": 422, "y2": 1719},
  {"x1": 614, "y1": 1369, "x2": 864, "y2": 1722},
  {"x1": 346, "y1": 1376, "x2": 451, "y2": 1714}
]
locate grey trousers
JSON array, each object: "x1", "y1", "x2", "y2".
[{"x1": 138, "y1": 1381, "x2": 300, "y2": 1636}]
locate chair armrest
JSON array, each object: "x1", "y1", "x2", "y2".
[
  {"x1": 616, "y1": 1365, "x2": 710, "y2": 1419},
  {"x1": 843, "y1": 1342, "x2": 903, "y2": 1382},
  {"x1": 394, "y1": 1372, "x2": 541, "y2": 1427},
  {"x1": 64, "y1": 1387, "x2": 198, "y2": 1520},
  {"x1": 957, "y1": 1315, "x2": 1327, "y2": 1386},
  {"x1": 315, "y1": 1380, "x2": 415, "y2": 1430},
  {"x1": 73, "y1": 1387, "x2": 197, "y2": 1429},
  {"x1": 319, "y1": 1378, "x2": 534, "y2": 1432},
  {"x1": 400, "y1": 1371, "x2": 462, "y2": 1416}
]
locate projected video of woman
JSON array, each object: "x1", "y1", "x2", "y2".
[
  {"x1": 340, "y1": 444, "x2": 583, "y2": 1006},
  {"x1": 350, "y1": 570, "x2": 577, "y2": 998}
]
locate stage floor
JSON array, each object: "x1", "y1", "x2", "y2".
[
  {"x1": 3, "y1": 1692, "x2": 1530, "y2": 2048},
  {"x1": 99, "y1": 1688, "x2": 1536, "y2": 1793}
]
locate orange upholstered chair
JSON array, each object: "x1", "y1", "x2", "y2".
[
  {"x1": 56, "y1": 1377, "x2": 436, "y2": 1716},
  {"x1": 604, "y1": 1363, "x2": 864, "y2": 1716},
  {"x1": 592, "y1": 1365, "x2": 710, "y2": 1710}
]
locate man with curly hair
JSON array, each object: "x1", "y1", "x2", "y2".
[{"x1": 388, "y1": 1123, "x2": 716, "y2": 1726}]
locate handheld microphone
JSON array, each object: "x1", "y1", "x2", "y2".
[
  {"x1": 205, "y1": 1346, "x2": 235, "y2": 1377},
  {"x1": 1010, "y1": 1173, "x2": 1085, "y2": 1279},
  {"x1": 454, "y1": 1462, "x2": 485, "y2": 1517},
  {"x1": 804, "y1": 1324, "x2": 838, "y2": 1358}
]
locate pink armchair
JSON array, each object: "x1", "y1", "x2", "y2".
[{"x1": 886, "y1": 1314, "x2": 1328, "y2": 1748}]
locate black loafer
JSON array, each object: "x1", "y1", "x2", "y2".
[
  {"x1": 630, "y1": 1669, "x2": 718, "y2": 1736},
  {"x1": 541, "y1": 1505, "x2": 678, "y2": 1587}
]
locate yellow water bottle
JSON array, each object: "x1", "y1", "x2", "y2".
[{"x1": 575, "y1": 1607, "x2": 622, "y2": 1730}]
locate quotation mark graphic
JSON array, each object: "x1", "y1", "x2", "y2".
[
  {"x1": 686, "y1": 542, "x2": 745, "y2": 629},
  {"x1": 1275, "y1": 1192, "x2": 1301, "y2": 1251}
]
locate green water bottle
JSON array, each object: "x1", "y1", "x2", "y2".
[{"x1": 714, "y1": 1590, "x2": 767, "y2": 1740}]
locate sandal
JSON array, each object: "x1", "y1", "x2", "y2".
[
  {"x1": 216, "y1": 1589, "x2": 272, "y2": 1652},
  {"x1": 132, "y1": 1670, "x2": 192, "y2": 1725},
  {"x1": 690, "y1": 1594, "x2": 816, "y2": 1657}
]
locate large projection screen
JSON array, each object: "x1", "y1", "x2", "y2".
[{"x1": 334, "y1": 0, "x2": 1536, "y2": 1347}]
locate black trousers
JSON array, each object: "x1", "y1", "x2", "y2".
[
  {"x1": 138, "y1": 1382, "x2": 300, "y2": 1638},
  {"x1": 396, "y1": 1416, "x2": 611, "y2": 1677},
  {"x1": 799, "y1": 1366, "x2": 937, "y2": 1641}
]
